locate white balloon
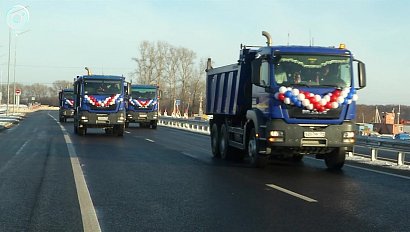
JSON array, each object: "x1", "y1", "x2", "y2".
[
  {"x1": 279, "y1": 86, "x2": 287, "y2": 93},
  {"x1": 315, "y1": 94, "x2": 321, "y2": 102},
  {"x1": 287, "y1": 87, "x2": 292, "y2": 92},
  {"x1": 337, "y1": 96, "x2": 345, "y2": 104},
  {"x1": 298, "y1": 93, "x2": 306, "y2": 101},
  {"x1": 302, "y1": 99, "x2": 310, "y2": 106},
  {"x1": 307, "y1": 104, "x2": 314, "y2": 110},
  {"x1": 352, "y1": 94, "x2": 359, "y2": 101},
  {"x1": 331, "y1": 102, "x2": 339, "y2": 108},
  {"x1": 309, "y1": 93, "x2": 315, "y2": 97},
  {"x1": 323, "y1": 95, "x2": 331, "y2": 102},
  {"x1": 347, "y1": 99, "x2": 352, "y2": 104},
  {"x1": 320, "y1": 99, "x2": 327, "y2": 106},
  {"x1": 284, "y1": 98, "x2": 291, "y2": 104},
  {"x1": 292, "y1": 89, "x2": 300, "y2": 96},
  {"x1": 341, "y1": 91, "x2": 348, "y2": 98}
]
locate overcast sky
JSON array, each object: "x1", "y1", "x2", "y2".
[{"x1": 0, "y1": 0, "x2": 409, "y2": 105}]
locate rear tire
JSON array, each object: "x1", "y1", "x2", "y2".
[
  {"x1": 78, "y1": 126, "x2": 86, "y2": 136},
  {"x1": 151, "y1": 121, "x2": 158, "y2": 129},
  {"x1": 125, "y1": 122, "x2": 129, "y2": 128},
  {"x1": 211, "y1": 123, "x2": 220, "y2": 158},
  {"x1": 325, "y1": 148, "x2": 346, "y2": 170},
  {"x1": 219, "y1": 124, "x2": 234, "y2": 160},
  {"x1": 115, "y1": 125, "x2": 125, "y2": 137}
]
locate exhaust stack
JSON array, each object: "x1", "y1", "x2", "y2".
[{"x1": 262, "y1": 31, "x2": 272, "y2": 46}]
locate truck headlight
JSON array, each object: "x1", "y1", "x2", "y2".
[
  {"x1": 268, "y1": 130, "x2": 284, "y2": 142},
  {"x1": 343, "y1": 131, "x2": 355, "y2": 143}
]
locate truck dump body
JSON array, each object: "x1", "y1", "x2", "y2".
[{"x1": 206, "y1": 50, "x2": 253, "y2": 116}]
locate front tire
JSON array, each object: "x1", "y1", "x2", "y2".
[
  {"x1": 325, "y1": 148, "x2": 346, "y2": 170},
  {"x1": 247, "y1": 128, "x2": 267, "y2": 168}
]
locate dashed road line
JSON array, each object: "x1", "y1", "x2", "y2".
[
  {"x1": 266, "y1": 184, "x2": 318, "y2": 203},
  {"x1": 145, "y1": 138, "x2": 155, "y2": 143},
  {"x1": 49, "y1": 114, "x2": 101, "y2": 232}
]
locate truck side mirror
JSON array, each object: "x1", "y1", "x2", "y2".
[{"x1": 357, "y1": 60, "x2": 366, "y2": 89}]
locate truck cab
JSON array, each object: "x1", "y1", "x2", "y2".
[
  {"x1": 126, "y1": 84, "x2": 160, "y2": 129},
  {"x1": 73, "y1": 75, "x2": 126, "y2": 136},
  {"x1": 58, "y1": 88, "x2": 74, "y2": 122}
]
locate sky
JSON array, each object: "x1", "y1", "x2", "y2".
[{"x1": 0, "y1": 0, "x2": 409, "y2": 105}]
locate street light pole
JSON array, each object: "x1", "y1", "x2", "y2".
[
  {"x1": 12, "y1": 30, "x2": 29, "y2": 113},
  {"x1": 6, "y1": 28, "x2": 12, "y2": 116}
]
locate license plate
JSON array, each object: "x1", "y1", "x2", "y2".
[
  {"x1": 304, "y1": 131, "x2": 326, "y2": 138},
  {"x1": 98, "y1": 116, "x2": 108, "y2": 121},
  {"x1": 138, "y1": 114, "x2": 147, "y2": 118}
]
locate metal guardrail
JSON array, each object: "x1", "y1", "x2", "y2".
[
  {"x1": 158, "y1": 117, "x2": 408, "y2": 166},
  {"x1": 158, "y1": 116, "x2": 210, "y2": 135},
  {"x1": 355, "y1": 136, "x2": 409, "y2": 166}
]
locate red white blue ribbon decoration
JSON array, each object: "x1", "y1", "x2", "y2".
[
  {"x1": 275, "y1": 86, "x2": 358, "y2": 112},
  {"x1": 129, "y1": 98, "x2": 157, "y2": 108},
  {"x1": 65, "y1": 99, "x2": 74, "y2": 106},
  {"x1": 84, "y1": 94, "x2": 120, "y2": 107}
]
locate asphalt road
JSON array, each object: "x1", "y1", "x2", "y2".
[{"x1": 0, "y1": 110, "x2": 409, "y2": 232}]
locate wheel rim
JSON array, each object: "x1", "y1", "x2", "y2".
[{"x1": 248, "y1": 137, "x2": 256, "y2": 160}]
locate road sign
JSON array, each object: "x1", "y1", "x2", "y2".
[{"x1": 16, "y1": 89, "x2": 21, "y2": 95}]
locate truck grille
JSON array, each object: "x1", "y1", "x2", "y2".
[
  {"x1": 89, "y1": 104, "x2": 117, "y2": 111},
  {"x1": 287, "y1": 106, "x2": 341, "y2": 119}
]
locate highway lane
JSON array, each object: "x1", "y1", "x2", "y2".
[
  {"x1": 0, "y1": 110, "x2": 82, "y2": 231},
  {"x1": 1, "y1": 110, "x2": 409, "y2": 231}
]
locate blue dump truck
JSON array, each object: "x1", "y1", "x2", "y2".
[
  {"x1": 58, "y1": 88, "x2": 74, "y2": 122},
  {"x1": 126, "y1": 84, "x2": 160, "y2": 129},
  {"x1": 206, "y1": 31, "x2": 366, "y2": 169},
  {"x1": 73, "y1": 75, "x2": 126, "y2": 136}
]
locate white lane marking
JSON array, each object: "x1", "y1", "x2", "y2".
[
  {"x1": 181, "y1": 152, "x2": 197, "y2": 159},
  {"x1": 16, "y1": 139, "x2": 30, "y2": 155},
  {"x1": 344, "y1": 164, "x2": 410, "y2": 180},
  {"x1": 125, "y1": 131, "x2": 130, "y2": 134},
  {"x1": 145, "y1": 138, "x2": 155, "y2": 143},
  {"x1": 49, "y1": 114, "x2": 102, "y2": 232},
  {"x1": 266, "y1": 184, "x2": 318, "y2": 203},
  {"x1": 305, "y1": 156, "x2": 410, "y2": 180}
]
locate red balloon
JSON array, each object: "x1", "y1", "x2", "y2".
[
  {"x1": 314, "y1": 102, "x2": 321, "y2": 109},
  {"x1": 279, "y1": 93, "x2": 285, "y2": 101},
  {"x1": 333, "y1": 90, "x2": 341, "y2": 97},
  {"x1": 325, "y1": 102, "x2": 332, "y2": 109},
  {"x1": 330, "y1": 95, "x2": 338, "y2": 102}
]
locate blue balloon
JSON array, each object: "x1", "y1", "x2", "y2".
[
  {"x1": 350, "y1": 89, "x2": 357, "y2": 94},
  {"x1": 347, "y1": 93, "x2": 353, "y2": 99},
  {"x1": 291, "y1": 96, "x2": 298, "y2": 103},
  {"x1": 295, "y1": 101, "x2": 302, "y2": 107},
  {"x1": 285, "y1": 91, "x2": 292, "y2": 98},
  {"x1": 343, "y1": 98, "x2": 348, "y2": 105}
]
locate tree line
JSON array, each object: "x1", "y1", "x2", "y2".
[{"x1": 131, "y1": 41, "x2": 206, "y2": 116}]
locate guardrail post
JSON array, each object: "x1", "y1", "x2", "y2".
[
  {"x1": 397, "y1": 152, "x2": 404, "y2": 166},
  {"x1": 371, "y1": 148, "x2": 378, "y2": 161}
]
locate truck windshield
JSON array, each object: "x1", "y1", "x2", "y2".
[
  {"x1": 63, "y1": 92, "x2": 74, "y2": 100},
  {"x1": 84, "y1": 80, "x2": 122, "y2": 95},
  {"x1": 274, "y1": 54, "x2": 352, "y2": 88},
  {"x1": 131, "y1": 88, "x2": 156, "y2": 99}
]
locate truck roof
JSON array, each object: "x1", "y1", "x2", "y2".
[
  {"x1": 131, "y1": 84, "x2": 158, "y2": 88},
  {"x1": 259, "y1": 45, "x2": 352, "y2": 56},
  {"x1": 76, "y1": 75, "x2": 125, "y2": 81}
]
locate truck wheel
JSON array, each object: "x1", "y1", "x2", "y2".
[
  {"x1": 115, "y1": 125, "x2": 125, "y2": 137},
  {"x1": 105, "y1": 128, "x2": 113, "y2": 134},
  {"x1": 211, "y1": 124, "x2": 221, "y2": 158},
  {"x1": 220, "y1": 124, "x2": 233, "y2": 160},
  {"x1": 292, "y1": 154, "x2": 304, "y2": 162},
  {"x1": 325, "y1": 148, "x2": 346, "y2": 170},
  {"x1": 151, "y1": 121, "x2": 158, "y2": 129},
  {"x1": 74, "y1": 125, "x2": 78, "y2": 134},
  {"x1": 125, "y1": 122, "x2": 129, "y2": 128},
  {"x1": 247, "y1": 128, "x2": 267, "y2": 168},
  {"x1": 59, "y1": 117, "x2": 64, "y2": 123},
  {"x1": 78, "y1": 126, "x2": 86, "y2": 136}
]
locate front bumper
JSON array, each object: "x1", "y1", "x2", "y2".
[
  {"x1": 126, "y1": 111, "x2": 158, "y2": 123},
  {"x1": 77, "y1": 111, "x2": 125, "y2": 128},
  {"x1": 60, "y1": 109, "x2": 74, "y2": 118},
  {"x1": 262, "y1": 119, "x2": 355, "y2": 155}
]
